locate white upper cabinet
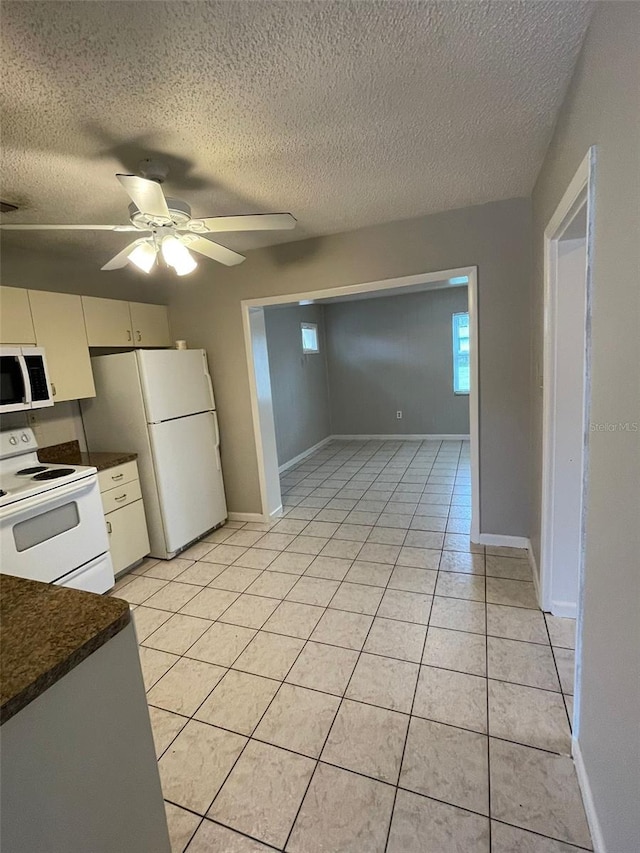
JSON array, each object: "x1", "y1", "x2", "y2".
[
  {"x1": 82, "y1": 296, "x2": 134, "y2": 347},
  {"x1": 83, "y1": 296, "x2": 171, "y2": 348},
  {"x1": 27, "y1": 290, "x2": 96, "y2": 401},
  {"x1": 0, "y1": 286, "x2": 37, "y2": 344},
  {"x1": 129, "y1": 302, "x2": 172, "y2": 347}
]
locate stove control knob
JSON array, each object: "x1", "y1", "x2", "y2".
[
  {"x1": 21, "y1": 433, "x2": 30, "y2": 443},
  {"x1": 9, "y1": 436, "x2": 17, "y2": 445}
]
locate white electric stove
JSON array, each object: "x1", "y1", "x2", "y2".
[{"x1": 0, "y1": 428, "x2": 114, "y2": 593}]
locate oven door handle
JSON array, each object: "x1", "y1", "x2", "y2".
[{"x1": 0, "y1": 476, "x2": 96, "y2": 521}]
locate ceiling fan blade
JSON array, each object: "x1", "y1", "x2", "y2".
[
  {"x1": 101, "y1": 239, "x2": 144, "y2": 271},
  {"x1": 0, "y1": 224, "x2": 141, "y2": 230},
  {"x1": 183, "y1": 235, "x2": 245, "y2": 266},
  {"x1": 116, "y1": 174, "x2": 171, "y2": 221},
  {"x1": 188, "y1": 213, "x2": 296, "y2": 233}
]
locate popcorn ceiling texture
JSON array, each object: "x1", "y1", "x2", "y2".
[{"x1": 1, "y1": 1, "x2": 591, "y2": 261}]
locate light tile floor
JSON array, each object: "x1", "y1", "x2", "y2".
[{"x1": 113, "y1": 439, "x2": 589, "y2": 852}]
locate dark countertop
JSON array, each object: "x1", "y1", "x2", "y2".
[
  {"x1": 38, "y1": 440, "x2": 137, "y2": 472},
  {"x1": 0, "y1": 575, "x2": 130, "y2": 725}
]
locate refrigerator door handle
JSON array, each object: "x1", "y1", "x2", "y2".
[
  {"x1": 212, "y1": 411, "x2": 221, "y2": 471},
  {"x1": 204, "y1": 369, "x2": 216, "y2": 410},
  {"x1": 212, "y1": 411, "x2": 220, "y2": 447}
]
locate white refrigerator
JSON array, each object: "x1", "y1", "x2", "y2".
[{"x1": 81, "y1": 349, "x2": 227, "y2": 559}]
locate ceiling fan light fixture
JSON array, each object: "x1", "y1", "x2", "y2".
[
  {"x1": 174, "y1": 251, "x2": 198, "y2": 276},
  {"x1": 161, "y1": 235, "x2": 197, "y2": 276},
  {"x1": 128, "y1": 241, "x2": 157, "y2": 274}
]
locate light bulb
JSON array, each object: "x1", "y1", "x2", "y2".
[
  {"x1": 173, "y1": 250, "x2": 197, "y2": 276},
  {"x1": 161, "y1": 236, "x2": 198, "y2": 276},
  {"x1": 128, "y1": 241, "x2": 156, "y2": 274}
]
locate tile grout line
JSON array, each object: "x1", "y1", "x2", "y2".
[
  {"x1": 484, "y1": 473, "x2": 493, "y2": 849},
  {"x1": 133, "y1": 439, "x2": 543, "y2": 850},
  {"x1": 280, "y1": 445, "x2": 424, "y2": 852},
  {"x1": 383, "y1": 437, "x2": 443, "y2": 851},
  {"x1": 182, "y1": 446, "x2": 416, "y2": 850},
  {"x1": 180, "y1": 573, "x2": 329, "y2": 852}
]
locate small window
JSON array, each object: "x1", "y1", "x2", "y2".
[
  {"x1": 452, "y1": 312, "x2": 470, "y2": 395},
  {"x1": 301, "y1": 322, "x2": 319, "y2": 353}
]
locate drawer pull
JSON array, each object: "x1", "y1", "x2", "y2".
[
  {"x1": 115, "y1": 493, "x2": 128, "y2": 502},
  {"x1": 106, "y1": 521, "x2": 112, "y2": 534},
  {"x1": 111, "y1": 472, "x2": 124, "y2": 481},
  {"x1": 127, "y1": 329, "x2": 132, "y2": 342},
  {"x1": 136, "y1": 330, "x2": 142, "y2": 342}
]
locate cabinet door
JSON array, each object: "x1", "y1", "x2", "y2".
[
  {"x1": 82, "y1": 296, "x2": 133, "y2": 346},
  {"x1": 28, "y1": 290, "x2": 96, "y2": 401},
  {"x1": 0, "y1": 286, "x2": 36, "y2": 344},
  {"x1": 105, "y1": 499, "x2": 150, "y2": 574},
  {"x1": 129, "y1": 302, "x2": 171, "y2": 347}
]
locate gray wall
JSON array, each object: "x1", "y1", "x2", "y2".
[
  {"x1": 530, "y1": 3, "x2": 640, "y2": 848},
  {"x1": 325, "y1": 287, "x2": 469, "y2": 436},
  {"x1": 168, "y1": 196, "x2": 532, "y2": 537},
  {"x1": 264, "y1": 303, "x2": 331, "y2": 466},
  {"x1": 0, "y1": 244, "x2": 174, "y2": 305}
]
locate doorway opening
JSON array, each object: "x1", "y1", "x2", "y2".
[
  {"x1": 540, "y1": 148, "x2": 595, "y2": 737},
  {"x1": 241, "y1": 267, "x2": 479, "y2": 540}
]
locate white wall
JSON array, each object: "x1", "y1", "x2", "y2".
[{"x1": 530, "y1": 4, "x2": 640, "y2": 848}]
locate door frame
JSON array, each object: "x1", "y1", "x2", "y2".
[
  {"x1": 241, "y1": 266, "x2": 480, "y2": 539},
  {"x1": 540, "y1": 147, "x2": 595, "y2": 617}
]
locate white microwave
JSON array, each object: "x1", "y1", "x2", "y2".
[{"x1": 0, "y1": 347, "x2": 54, "y2": 413}]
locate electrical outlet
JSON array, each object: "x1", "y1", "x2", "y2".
[{"x1": 396, "y1": 410, "x2": 403, "y2": 419}]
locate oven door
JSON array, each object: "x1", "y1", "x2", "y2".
[
  {"x1": 0, "y1": 349, "x2": 31, "y2": 412},
  {"x1": 0, "y1": 476, "x2": 110, "y2": 585}
]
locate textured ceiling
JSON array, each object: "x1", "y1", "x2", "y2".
[{"x1": 1, "y1": 1, "x2": 592, "y2": 263}]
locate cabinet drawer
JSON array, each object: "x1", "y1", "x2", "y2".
[
  {"x1": 101, "y1": 478, "x2": 142, "y2": 514},
  {"x1": 98, "y1": 461, "x2": 138, "y2": 493}
]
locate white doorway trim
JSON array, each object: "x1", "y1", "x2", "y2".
[
  {"x1": 540, "y1": 147, "x2": 595, "y2": 618},
  {"x1": 241, "y1": 266, "x2": 480, "y2": 538}
]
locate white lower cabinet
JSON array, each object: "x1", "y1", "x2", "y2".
[{"x1": 99, "y1": 461, "x2": 150, "y2": 575}]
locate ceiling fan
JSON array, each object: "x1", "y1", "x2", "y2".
[{"x1": 0, "y1": 159, "x2": 296, "y2": 276}]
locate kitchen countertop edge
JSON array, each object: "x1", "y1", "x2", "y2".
[
  {"x1": 38, "y1": 440, "x2": 138, "y2": 472},
  {"x1": 1, "y1": 576, "x2": 131, "y2": 725}
]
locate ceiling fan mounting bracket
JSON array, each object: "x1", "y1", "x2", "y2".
[
  {"x1": 138, "y1": 157, "x2": 169, "y2": 184},
  {"x1": 128, "y1": 198, "x2": 191, "y2": 229}
]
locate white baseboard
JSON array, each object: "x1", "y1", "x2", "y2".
[
  {"x1": 229, "y1": 507, "x2": 284, "y2": 523},
  {"x1": 475, "y1": 533, "x2": 530, "y2": 549},
  {"x1": 227, "y1": 512, "x2": 266, "y2": 523},
  {"x1": 526, "y1": 539, "x2": 542, "y2": 607},
  {"x1": 573, "y1": 738, "x2": 606, "y2": 853},
  {"x1": 278, "y1": 436, "x2": 333, "y2": 473},
  {"x1": 550, "y1": 600, "x2": 578, "y2": 619},
  {"x1": 331, "y1": 434, "x2": 470, "y2": 441}
]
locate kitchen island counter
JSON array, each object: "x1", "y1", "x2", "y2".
[
  {"x1": 0, "y1": 574, "x2": 129, "y2": 724},
  {"x1": 0, "y1": 576, "x2": 170, "y2": 852}
]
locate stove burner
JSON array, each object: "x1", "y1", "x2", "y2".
[
  {"x1": 0, "y1": 490, "x2": 6, "y2": 497},
  {"x1": 32, "y1": 468, "x2": 76, "y2": 481},
  {"x1": 17, "y1": 466, "x2": 48, "y2": 475}
]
